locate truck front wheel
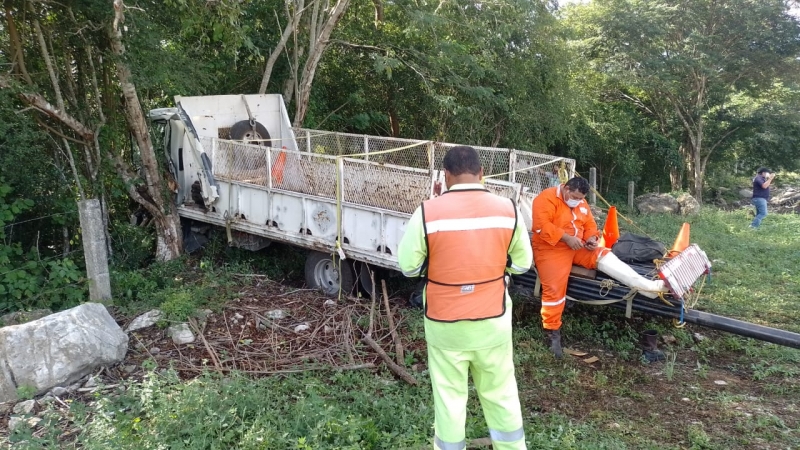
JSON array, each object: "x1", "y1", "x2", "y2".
[{"x1": 305, "y1": 251, "x2": 356, "y2": 297}]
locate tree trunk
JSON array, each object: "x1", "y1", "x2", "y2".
[
  {"x1": 111, "y1": 0, "x2": 182, "y2": 260},
  {"x1": 669, "y1": 166, "x2": 682, "y2": 191},
  {"x1": 691, "y1": 119, "x2": 704, "y2": 204},
  {"x1": 258, "y1": 1, "x2": 301, "y2": 95},
  {"x1": 692, "y1": 148, "x2": 704, "y2": 204},
  {"x1": 387, "y1": 86, "x2": 399, "y2": 137},
  {"x1": 4, "y1": 2, "x2": 33, "y2": 84},
  {"x1": 293, "y1": 0, "x2": 352, "y2": 126},
  {"x1": 154, "y1": 213, "x2": 182, "y2": 261},
  {"x1": 371, "y1": 0, "x2": 384, "y2": 25}
]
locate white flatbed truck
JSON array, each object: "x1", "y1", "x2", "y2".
[{"x1": 148, "y1": 94, "x2": 572, "y2": 296}]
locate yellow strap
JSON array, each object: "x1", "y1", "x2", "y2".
[
  {"x1": 558, "y1": 161, "x2": 569, "y2": 184},
  {"x1": 483, "y1": 157, "x2": 569, "y2": 180}
]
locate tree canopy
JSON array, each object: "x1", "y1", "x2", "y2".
[{"x1": 1, "y1": 0, "x2": 799, "y2": 311}]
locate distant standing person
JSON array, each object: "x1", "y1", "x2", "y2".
[{"x1": 751, "y1": 167, "x2": 775, "y2": 228}]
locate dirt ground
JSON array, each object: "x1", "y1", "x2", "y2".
[{"x1": 2, "y1": 277, "x2": 798, "y2": 448}]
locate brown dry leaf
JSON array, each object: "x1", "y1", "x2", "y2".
[
  {"x1": 565, "y1": 348, "x2": 588, "y2": 357},
  {"x1": 583, "y1": 356, "x2": 600, "y2": 364}
]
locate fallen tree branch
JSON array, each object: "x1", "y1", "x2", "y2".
[
  {"x1": 381, "y1": 279, "x2": 405, "y2": 366},
  {"x1": 189, "y1": 318, "x2": 223, "y2": 373},
  {"x1": 0, "y1": 74, "x2": 94, "y2": 141},
  {"x1": 361, "y1": 333, "x2": 417, "y2": 385},
  {"x1": 368, "y1": 267, "x2": 377, "y2": 337}
]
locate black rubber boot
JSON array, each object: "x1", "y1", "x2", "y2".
[
  {"x1": 641, "y1": 329, "x2": 666, "y2": 362},
  {"x1": 547, "y1": 329, "x2": 563, "y2": 359}
]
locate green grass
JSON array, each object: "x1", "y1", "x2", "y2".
[
  {"x1": 623, "y1": 207, "x2": 800, "y2": 333},
  {"x1": 6, "y1": 208, "x2": 800, "y2": 449}
]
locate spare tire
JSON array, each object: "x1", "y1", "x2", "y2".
[{"x1": 230, "y1": 120, "x2": 271, "y2": 145}]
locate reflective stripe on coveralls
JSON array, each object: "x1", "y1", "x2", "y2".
[
  {"x1": 531, "y1": 185, "x2": 608, "y2": 331},
  {"x1": 429, "y1": 340, "x2": 527, "y2": 450},
  {"x1": 422, "y1": 189, "x2": 516, "y2": 322}
]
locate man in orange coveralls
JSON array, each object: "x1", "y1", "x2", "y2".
[{"x1": 532, "y1": 177, "x2": 667, "y2": 358}]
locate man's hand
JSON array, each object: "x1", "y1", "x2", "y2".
[
  {"x1": 561, "y1": 234, "x2": 584, "y2": 250},
  {"x1": 585, "y1": 236, "x2": 599, "y2": 251}
]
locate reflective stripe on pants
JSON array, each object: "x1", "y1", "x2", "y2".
[
  {"x1": 428, "y1": 340, "x2": 526, "y2": 450},
  {"x1": 534, "y1": 246, "x2": 608, "y2": 330}
]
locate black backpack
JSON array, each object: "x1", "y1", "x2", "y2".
[{"x1": 611, "y1": 233, "x2": 667, "y2": 264}]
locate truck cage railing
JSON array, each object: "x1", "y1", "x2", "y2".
[{"x1": 204, "y1": 129, "x2": 576, "y2": 220}]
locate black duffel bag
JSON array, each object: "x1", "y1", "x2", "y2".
[{"x1": 611, "y1": 232, "x2": 667, "y2": 264}]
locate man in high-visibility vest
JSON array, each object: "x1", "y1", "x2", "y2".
[
  {"x1": 398, "y1": 146, "x2": 533, "y2": 450},
  {"x1": 532, "y1": 176, "x2": 667, "y2": 358}
]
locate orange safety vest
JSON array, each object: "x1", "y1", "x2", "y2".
[{"x1": 421, "y1": 189, "x2": 517, "y2": 322}]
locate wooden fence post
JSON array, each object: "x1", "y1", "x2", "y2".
[{"x1": 628, "y1": 181, "x2": 635, "y2": 210}]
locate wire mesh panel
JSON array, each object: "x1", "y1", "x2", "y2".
[
  {"x1": 212, "y1": 139, "x2": 339, "y2": 199},
  {"x1": 272, "y1": 151, "x2": 338, "y2": 199},
  {"x1": 484, "y1": 181, "x2": 519, "y2": 201},
  {"x1": 211, "y1": 139, "x2": 269, "y2": 186},
  {"x1": 293, "y1": 129, "x2": 432, "y2": 170},
  {"x1": 291, "y1": 129, "x2": 577, "y2": 193},
  {"x1": 513, "y1": 151, "x2": 575, "y2": 196},
  {"x1": 431, "y1": 142, "x2": 512, "y2": 180},
  {"x1": 340, "y1": 159, "x2": 431, "y2": 214}
]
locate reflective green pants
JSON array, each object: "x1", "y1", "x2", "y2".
[{"x1": 428, "y1": 340, "x2": 526, "y2": 450}]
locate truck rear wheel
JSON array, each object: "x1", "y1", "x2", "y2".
[
  {"x1": 305, "y1": 251, "x2": 356, "y2": 296},
  {"x1": 230, "y1": 120, "x2": 271, "y2": 144}
]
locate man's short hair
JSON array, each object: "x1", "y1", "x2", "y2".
[
  {"x1": 565, "y1": 177, "x2": 590, "y2": 194},
  {"x1": 756, "y1": 167, "x2": 771, "y2": 175},
  {"x1": 443, "y1": 146, "x2": 482, "y2": 176}
]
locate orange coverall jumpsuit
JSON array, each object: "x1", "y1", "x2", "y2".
[{"x1": 531, "y1": 185, "x2": 609, "y2": 331}]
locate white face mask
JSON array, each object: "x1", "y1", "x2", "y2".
[{"x1": 563, "y1": 188, "x2": 582, "y2": 208}]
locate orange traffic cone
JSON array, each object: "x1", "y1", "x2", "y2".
[
  {"x1": 602, "y1": 206, "x2": 620, "y2": 248},
  {"x1": 667, "y1": 222, "x2": 690, "y2": 257}
]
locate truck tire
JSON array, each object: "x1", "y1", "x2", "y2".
[
  {"x1": 230, "y1": 120, "x2": 271, "y2": 144},
  {"x1": 305, "y1": 251, "x2": 356, "y2": 296}
]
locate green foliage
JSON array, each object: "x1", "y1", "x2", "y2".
[
  {"x1": 16, "y1": 384, "x2": 37, "y2": 401},
  {"x1": 68, "y1": 369, "x2": 433, "y2": 449},
  {"x1": 629, "y1": 208, "x2": 800, "y2": 333},
  {"x1": 564, "y1": 0, "x2": 800, "y2": 198},
  {"x1": 158, "y1": 289, "x2": 200, "y2": 322},
  {"x1": 110, "y1": 223, "x2": 156, "y2": 270},
  {"x1": 111, "y1": 258, "x2": 188, "y2": 310},
  {"x1": 0, "y1": 182, "x2": 85, "y2": 313}
]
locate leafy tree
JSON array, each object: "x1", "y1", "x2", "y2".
[
  {"x1": 302, "y1": 0, "x2": 574, "y2": 153},
  {"x1": 568, "y1": 0, "x2": 800, "y2": 202}
]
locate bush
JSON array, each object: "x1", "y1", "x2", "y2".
[
  {"x1": 0, "y1": 183, "x2": 86, "y2": 313},
  {"x1": 111, "y1": 222, "x2": 156, "y2": 270}
]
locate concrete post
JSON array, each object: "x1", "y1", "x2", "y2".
[
  {"x1": 78, "y1": 199, "x2": 112, "y2": 304},
  {"x1": 628, "y1": 181, "x2": 635, "y2": 210},
  {"x1": 589, "y1": 168, "x2": 597, "y2": 206}
]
